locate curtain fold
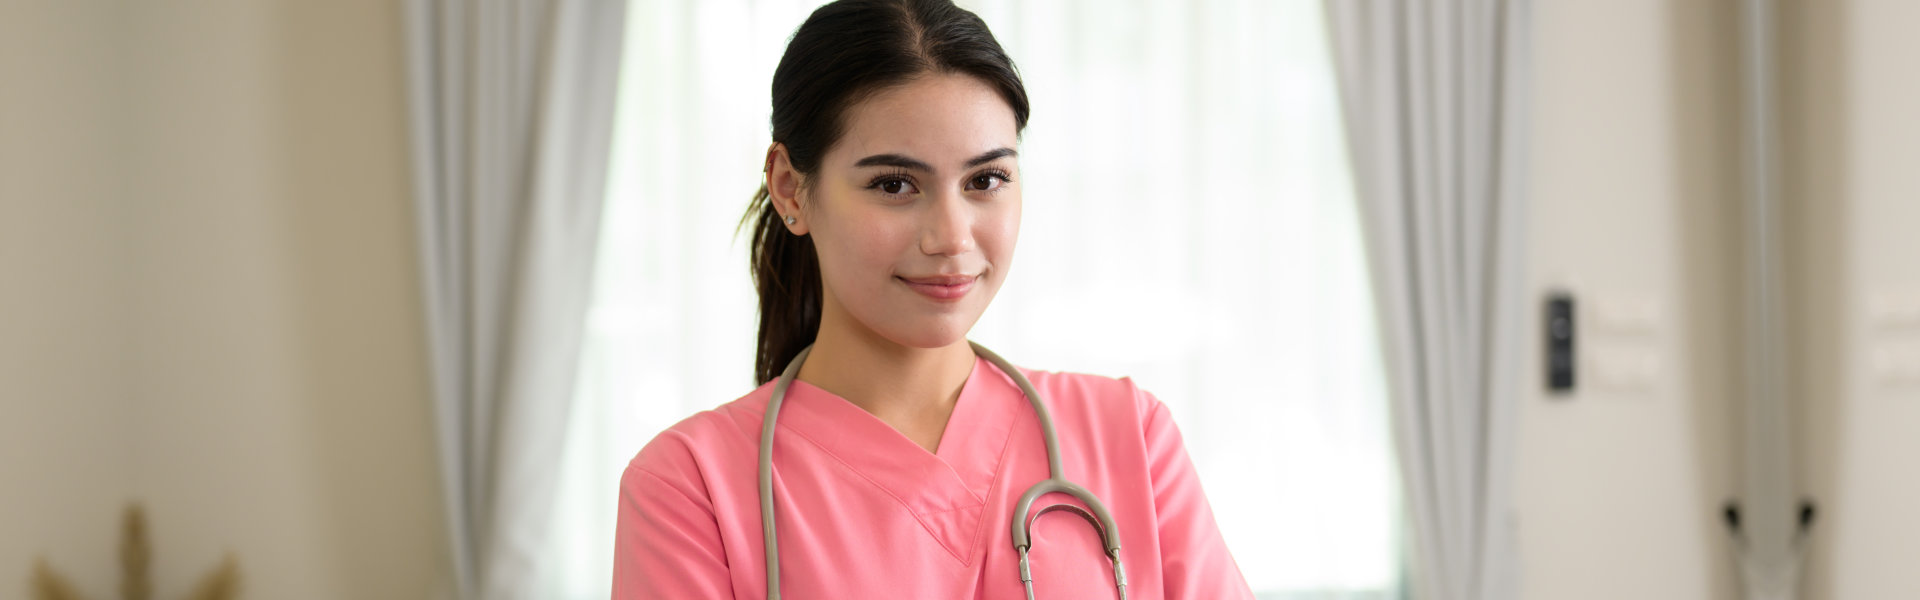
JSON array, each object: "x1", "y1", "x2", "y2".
[
  {"x1": 1323, "y1": 1, "x2": 1529, "y2": 599},
  {"x1": 403, "y1": 1, "x2": 629, "y2": 598}
]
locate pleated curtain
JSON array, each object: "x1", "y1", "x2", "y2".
[
  {"x1": 1323, "y1": 2, "x2": 1531, "y2": 599},
  {"x1": 402, "y1": 1, "x2": 629, "y2": 597}
]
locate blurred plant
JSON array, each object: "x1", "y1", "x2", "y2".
[
  {"x1": 181, "y1": 555, "x2": 237, "y2": 600},
  {"x1": 29, "y1": 503, "x2": 239, "y2": 600},
  {"x1": 121, "y1": 502, "x2": 149, "y2": 600},
  {"x1": 31, "y1": 558, "x2": 85, "y2": 600}
]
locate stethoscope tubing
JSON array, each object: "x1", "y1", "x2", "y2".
[{"x1": 757, "y1": 340, "x2": 1126, "y2": 599}]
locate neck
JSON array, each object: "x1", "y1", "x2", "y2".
[{"x1": 795, "y1": 302, "x2": 976, "y2": 426}]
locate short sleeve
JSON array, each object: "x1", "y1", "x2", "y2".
[
  {"x1": 1137, "y1": 386, "x2": 1256, "y2": 599},
  {"x1": 611, "y1": 436, "x2": 735, "y2": 599}
]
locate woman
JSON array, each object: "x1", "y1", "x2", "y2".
[{"x1": 613, "y1": 0, "x2": 1253, "y2": 597}]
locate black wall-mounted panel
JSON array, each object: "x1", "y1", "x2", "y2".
[{"x1": 1546, "y1": 293, "x2": 1576, "y2": 394}]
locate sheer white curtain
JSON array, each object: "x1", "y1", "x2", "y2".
[
  {"x1": 543, "y1": 1, "x2": 1401, "y2": 598},
  {"x1": 1324, "y1": 2, "x2": 1529, "y2": 600},
  {"x1": 401, "y1": 1, "x2": 627, "y2": 598}
]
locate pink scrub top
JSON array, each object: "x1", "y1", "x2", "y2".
[{"x1": 613, "y1": 355, "x2": 1255, "y2": 599}]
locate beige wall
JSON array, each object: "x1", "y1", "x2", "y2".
[
  {"x1": 1793, "y1": 1, "x2": 1920, "y2": 598},
  {"x1": 3, "y1": 1, "x2": 447, "y2": 598},
  {"x1": 1526, "y1": 1, "x2": 1920, "y2": 598},
  {"x1": 1519, "y1": 1, "x2": 1740, "y2": 598},
  {"x1": 1, "y1": 0, "x2": 139, "y2": 592}
]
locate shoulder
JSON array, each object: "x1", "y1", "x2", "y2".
[
  {"x1": 621, "y1": 381, "x2": 777, "y2": 500},
  {"x1": 1010, "y1": 364, "x2": 1169, "y2": 432}
]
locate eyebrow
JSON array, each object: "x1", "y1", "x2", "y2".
[{"x1": 853, "y1": 147, "x2": 1018, "y2": 171}]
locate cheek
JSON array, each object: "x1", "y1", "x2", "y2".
[
  {"x1": 815, "y1": 208, "x2": 914, "y2": 281},
  {"x1": 981, "y1": 199, "x2": 1021, "y2": 269}
]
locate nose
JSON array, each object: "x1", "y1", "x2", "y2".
[{"x1": 919, "y1": 191, "x2": 975, "y2": 257}]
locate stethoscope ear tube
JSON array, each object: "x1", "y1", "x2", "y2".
[
  {"x1": 1010, "y1": 479, "x2": 1123, "y2": 556},
  {"x1": 1010, "y1": 477, "x2": 1128, "y2": 600}
]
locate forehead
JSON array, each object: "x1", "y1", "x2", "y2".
[{"x1": 829, "y1": 73, "x2": 1019, "y2": 168}]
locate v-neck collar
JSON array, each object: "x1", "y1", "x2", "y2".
[{"x1": 774, "y1": 354, "x2": 1023, "y2": 563}]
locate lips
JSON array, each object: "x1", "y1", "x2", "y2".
[{"x1": 897, "y1": 274, "x2": 976, "y2": 301}]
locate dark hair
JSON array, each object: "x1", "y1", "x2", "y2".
[{"x1": 739, "y1": 0, "x2": 1030, "y2": 385}]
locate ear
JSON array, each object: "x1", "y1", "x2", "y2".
[{"x1": 765, "y1": 143, "x2": 809, "y2": 236}]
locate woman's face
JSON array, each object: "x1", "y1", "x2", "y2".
[{"x1": 778, "y1": 73, "x2": 1022, "y2": 350}]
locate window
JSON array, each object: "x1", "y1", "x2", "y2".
[{"x1": 544, "y1": 1, "x2": 1401, "y2": 598}]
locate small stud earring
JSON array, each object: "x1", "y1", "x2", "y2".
[{"x1": 785, "y1": 216, "x2": 797, "y2": 225}]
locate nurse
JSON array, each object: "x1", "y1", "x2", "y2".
[{"x1": 612, "y1": 0, "x2": 1254, "y2": 597}]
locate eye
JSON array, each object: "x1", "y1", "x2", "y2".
[
  {"x1": 866, "y1": 173, "x2": 920, "y2": 197},
  {"x1": 967, "y1": 170, "x2": 1012, "y2": 192}
]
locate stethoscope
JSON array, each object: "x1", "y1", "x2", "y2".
[{"x1": 758, "y1": 340, "x2": 1128, "y2": 599}]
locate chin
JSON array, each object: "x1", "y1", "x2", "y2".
[{"x1": 876, "y1": 316, "x2": 978, "y2": 350}]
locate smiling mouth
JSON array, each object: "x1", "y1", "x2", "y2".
[{"x1": 897, "y1": 274, "x2": 976, "y2": 301}]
